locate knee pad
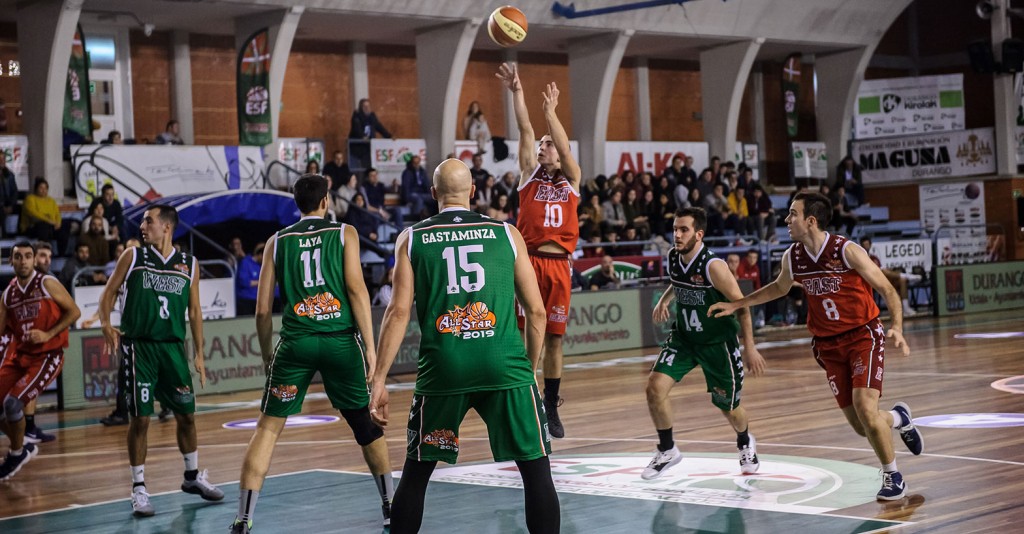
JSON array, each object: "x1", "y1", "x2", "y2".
[
  {"x1": 3, "y1": 396, "x2": 24, "y2": 423},
  {"x1": 341, "y1": 407, "x2": 384, "y2": 446}
]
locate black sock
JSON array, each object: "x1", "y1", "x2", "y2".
[
  {"x1": 517, "y1": 456, "x2": 560, "y2": 534},
  {"x1": 657, "y1": 428, "x2": 674, "y2": 452},
  {"x1": 184, "y1": 469, "x2": 198, "y2": 481},
  {"x1": 736, "y1": 427, "x2": 750, "y2": 449},
  {"x1": 25, "y1": 415, "x2": 35, "y2": 431},
  {"x1": 544, "y1": 378, "x2": 561, "y2": 400},
  {"x1": 390, "y1": 458, "x2": 437, "y2": 534},
  {"x1": 132, "y1": 481, "x2": 146, "y2": 489}
]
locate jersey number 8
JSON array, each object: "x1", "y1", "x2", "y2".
[{"x1": 822, "y1": 298, "x2": 841, "y2": 321}]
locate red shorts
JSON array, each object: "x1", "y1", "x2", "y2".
[
  {"x1": 812, "y1": 318, "x2": 885, "y2": 409},
  {"x1": 0, "y1": 349, "x2": 65, "y2": 404},
  {"x1": 517, "y1": 251, "x2": 573, "y2": 336}
]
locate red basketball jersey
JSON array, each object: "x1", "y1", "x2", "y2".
[
  {"x1": 2, "y1": 272, "x2": 69, "y2": 354},
  {"x1": 790, "y1": 233, "x2": 879, "y2": 338},
  {"x1": 516, "y1": 165, "x2": 580, "y2": 253}
]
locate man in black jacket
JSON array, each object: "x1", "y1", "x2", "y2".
[{"x1": 349, "y1": 99, "x2": 392, "y2": 140}]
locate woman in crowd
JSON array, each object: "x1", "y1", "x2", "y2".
[
  {"x1": 622, "y1": 188, "x2": 650, "y2": 239},
  {"x1": 21, "y1": 177, "x2": 62, "y2": 243},
  {"x1": 463, "y1": 101, "x2": 491, "y2": 153},
  {"x1": 344, "y1": 193, "x2": 379, "y2": 242},
  {"x1": 487, "y1": 193, "x2": 512, "y2": 222}
]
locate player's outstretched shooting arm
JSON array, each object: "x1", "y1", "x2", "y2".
[
  {"x1": 369, "y1": 229, "x2": 415, "y2": 428},
  {"x1": 186, "y1": 256, "x2": 206, "y2": 388},
  {"x1": 342, "y1": 225, "x2": 378, "y2": 384},
  {"x1": 255, "y1": 236, "x2": 278, "y2": 372},
  {"x1": 541, "y1": 82, "x2": 581, "y2": 191},
  {"x1": 496, "y1": 62, "x2": 537, "y2": 183}
]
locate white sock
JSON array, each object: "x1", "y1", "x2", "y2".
[
  {"x1": 889, "y1": 410, "x2": 903, "y2": 429},
  {"x1": 131, "y1": 464, "x2": 145, "y2": 485},
  {"x1": 10, "y1": 448, "x2": 22, "y2": 456},
  {"x1": 882, "y1": 461, "x2": 898, "y2": 473},
  {"x1": 184, "y1": 451, "x2": 198, "y2": 472}
]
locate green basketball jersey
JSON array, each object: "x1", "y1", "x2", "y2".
[
  {"x1": 409, "y1": 208, "x2": 533, "y2": 395},
  {"x1": 120, "y1": 246, "x2": 194, "y2": 342},
  {"x1": 274, "y1": 217, "x2": 355, "y2": 340},
  {"x1": 667, "y1": 245, "x2": 739, "y2": 345}
]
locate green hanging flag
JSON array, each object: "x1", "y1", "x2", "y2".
[
  {"x1": 237, "y1": 28, "x2": 273, "y2": 146},
  {"x1": 782, "y1": 53, "x2": 801, "y2": 138},
  {"x1": 63, "y1": 25, "x2": 92, "y2": 140}
]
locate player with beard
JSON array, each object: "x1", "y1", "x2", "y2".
[{"x1": 641, "y1": 208, "x2": 765, "y2": 480}]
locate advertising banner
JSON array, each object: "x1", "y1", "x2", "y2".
[
  {"x1": 782, "y1": 54, "x2": 801, "y2": 137},
  {"x1": 854, "y1": 74, "x2": 965, "y2": 140},
  {"x1": 605, "y1": 141, "x2": 709, "y2": 178},
  {"x1": 74, "y1": 277, "x2": 237, "y2": 329},
  {"x1": 0, "y1": 135, "x2": 29, "y2": 191},
  {"x1": 370, "y1": 138, "x2": 427, "y2": 186},
  {"x1": 919, "y1": 181, "x2": 990, "y2": 265},
  {"x1": 70, "y1": 144, "x2": 265, "y2": 207},
  {"x1": 936, "y1": 261, "x2": 1024, "y2": 316},
  {"x1": 853, "y1": 128, "x2": 995, "y2": 185},
  {"x1": 867, "y1": 239, "x2": 933, "y2": 273},
  {"x1": 63, "y1": 26, "x2": 92, "y2": 140},
  {"x1": 574, "y1": 255, "x2": 663, "y2": 284},
  {"x1": 792, "y1": 142, "x2": 828, "y2": 179},
  {"x1": 562, "y1": 289, "x2": 643, "y2": 356},
  {"x1": 454, "y1": 139, "x2": 580, "y2": 182},
  {"x1": 237, "y1": 29, "x2": 273, "y2": 146}
]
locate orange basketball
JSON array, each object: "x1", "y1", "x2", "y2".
[
  {"x1": 488, "y1": 6, "x2": 528, "y2": 48},
  {"x1": 469, "y1": 301, "x2": 490, "y2": 319}
]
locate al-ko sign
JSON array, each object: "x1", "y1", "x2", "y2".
[{"x1": 851, "y1": 127, "x2": 995, "y2": 185}]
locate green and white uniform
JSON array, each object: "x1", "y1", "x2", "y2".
[
  {"x1": 406, "y1": 208, "x2": 549, "y2": 463},
  {"x1": 121, "y1": 245, "x2": 197, "y2": 417},
  {"x1": 652, "y1": 244, "x2": 745, "y2": 410},
  {"x1": 261, "y1": 217, "x2": 370, "y2": 417}
]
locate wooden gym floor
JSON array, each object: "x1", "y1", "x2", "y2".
[{"x1": 1, "y1": 310, "x2": 1022, "y2": 533}]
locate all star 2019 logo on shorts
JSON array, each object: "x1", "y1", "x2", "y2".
[
  {"x1": 435, "y1": 301, "x2": 496, "y2": 339},
  {"x1": 270, "y1": 384, "x2": 298, "y2": 402},
  {"x1": 174, "y1": 385, "x2": 193, "y2": 404},
  {"x1": 294, "y1": 291, "x2": 342, "y2": 321},
  {"x1": 423, "y1": 429, "x2": 459, "y2": 452}
]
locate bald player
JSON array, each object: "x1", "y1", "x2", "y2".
[{"x1": 371, "y1": 159, "x2": 559, "y2": 533}]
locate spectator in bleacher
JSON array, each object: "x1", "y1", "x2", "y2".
[
  {"x1": 722, "y1": 171, "x2": 738, "y2": 196},
  {"x1": 348, "y1": 98, "x2": 392, "y2": 140},
  {"x1": 739, "y1": 166, "x2": 755, "y2": 190},
  {"x1": 727, "y1": 185, "x2": 751, "y2": 236},
  {"x1": 322, "y1": 151, "x2": 351, "y2": 192},
  {"x1": 622, "y1": 188, "x2": 650, "y2": 239},
  {"x1": 487, "y1": 194, "x2": 513, "y2": 223},
  {"x1": 829, "y1": 184, "x2": 857, "y2": 236},
  {"x1": 588, "y1": 255, "x2": 621, "y2": 290},
  {"x1": 621, "y1": 170, "x2": 640, "y2": 198},
  {"x1": 360, "y1": 168, "x2": 391, "y2": 222},
  {"x1": 836, "y1": 155, "x2": 865, "y2": 206},
  {"x1": 79, "y1": 215, "x2": 112, "y2": 267},
  {"x1": 104, "y1": 242, "x2": 126, "y2": 278},
  {"x1": 227, "y1": 237, "x2": 246, "y2": 267},
  {"x1": 372, "y1": 260, "x2": 395, "y2": 307},
  {"x1": 582, "y1": 235, "x2": 606, "y2": 259},
  {"x1": 469, "y1": 153, "x2": 490, "y2": 185},
  {"x1": 0, "y1": 151, "x2": 19, "y2": 223},
  {"x1": 88, "y1": 184, "x2": 125, "y2": 240},
  {"x1": 401, "y1": 155, "x2": 433, "y2": 220},
  {"x1": 661, "y1": 155, "x2": 691, "y2": 190},
  {"x1": 617, "y1": 226, "x2": 643, "y2": 256},
  {"x1": 726, "y1": 253, "x2": 741, "y2": 279},
  {"x1": 748, "y1": 185, "x2": 777, "y2": 242},
  {"x1": 703, "y1": 183, "x2": 728, "y2": 236},
  {"x1": 20, "y1": 177, "x2": 61, "y2": 243},
  {"x1": 701, "y1": 155, "x2": 721, "y2": 183},
  {"x1": 494, "y1": 171, "x2": 519, "y2": 213},
  {"x1": 637, "y1": 172, "x2": 654, "y2": 198},
  {"x1": 601, "y1": 188, "x2": 628, "y2": 236},
  {"x1": 335, "y1": 172, "x2": 360, "y2": 219},
  {"x1": 235, "y1": 241, "x2": 267, "y2": 316},
  {"x1": 103, "y1": 130, "x2": 122, "y2": 145},
  {"x1": 860, "y1": 237, "x2": 916, "y2": 317},
  {"x1": 305, "y1": 160, "x2": 320, "y2": 175},
  {"x1": 82, "y1": 200, "x2": 118, "y2": 252},
  {"x1": 653, "y1": 175, "x2": 673, "y2": 200},
  {"x1": 579, "y1": 194, "x2": 604, "y2": 241},
  {"x1": 345, "y1": 194, "x2": 379, "y2": 242},
  {"x1": 474, "y1": 174, "x2": 495, "y2": 214},
  {"x1": 59, "y1": 243, "x2": 106, "y2": 291},
  {"x1": 649, "y1": 192, "x2": 675, "y2": 238},
  {"x1": 695, "y1": 169, "x2": 717, "y2": 202},
  {"x1": 155, "y1": 119, "x2": 184, "y2": 145},
  {"x1": 737, "y1": 249, "x2": 762, "y2": 291},
  {"x1": 463, "y1": 101, "x2": 491, "y2": 154}
]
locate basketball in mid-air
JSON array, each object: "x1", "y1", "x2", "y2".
[{"x1": 488, "y1": 6, "x2": 528, "y2": 48}]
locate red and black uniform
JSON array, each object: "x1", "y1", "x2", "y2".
[
  {"x1": 515, "y1": 165, "x2": 579, "y2": 335},
  {"x1": 0, "y1": 273, "x2": 68, "y2": 404},
  {"x1": 790, "y1": 233, "x2": 884, "y2": 408}
]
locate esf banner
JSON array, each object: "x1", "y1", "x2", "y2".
[
  {"x1": 868, "y1": 239, "x2": 932, "y2": 273},
  {"x1": 605, "y1": 141, "x2": 709, "y2": 178},
  {"x1": 371, "y1": 138, "x2": 426, "y2": 186},
  {"x1": 936, "y1": 261, "x2": 1024, "y2": 316},
  {"x1": 852, "y1": 128, "x2": 995, "y2": 185},
  {"x1": 792, "y1": 142, "x2": 828, "y2": 178},
  {"x1": 855, "y1": 74, "x2": 965, "y2": 140},
  {"x1": 71, "y1": 144, "x2": 266, "y2": 208}
]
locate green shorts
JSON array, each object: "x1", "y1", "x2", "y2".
[
  {"x1": 261, "y1": 332, "x2": 370, "y2": 417},
  {"x1": 406, "y1": 383, "x2": 551, "y2": 464},
  {"x1": 123, "y1": 338, "x2": 195, "y2": 417},
  {"x1": 651, "y1": 332, "x2": 744, "y2": 411}
]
